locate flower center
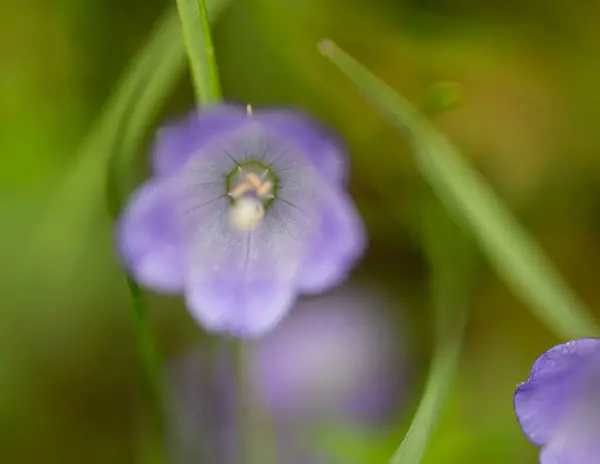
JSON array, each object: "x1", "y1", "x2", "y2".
[
  {"x1": 229, "y1": 170, "x2": 274, "y2": 201},
  {"x1": 228, "y1": 167, "x2": 275, "y2": 231}
]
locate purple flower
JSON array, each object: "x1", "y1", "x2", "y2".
[
  {"x1": 167, "y1": 283, "x2": 406, "y2": 463},
  {"x1": 249, "y1": 284, "x2": 407, "y2": 424},
  {"x1": 116, "y1": 104, "x2": 365, "y2": 337},
  {"x1": 514, "y1": 338, "x2": 600, "y2": 463}
]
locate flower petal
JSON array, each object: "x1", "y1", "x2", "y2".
[
  {"x1": 296, "y1": 185, "x2": 365, "y2": 295},
  {"x1": 514, "y1": 338, "x2": 600, "y2": 446},
  {"x1": 152, "y1": 105, "x2": 247, "y2": 176},
  {"x1": 254, "y1": 109, "x2": 348, "y2": 185},
  {"x1": 176, "y1": 159, "x2": 320, "y2": 337},
  {"x1": 186, "y1": 271, "x2": 296, "y2": 338},
  {"x1": 116, "y1": 179, "x2": 184, "y2": 293},
  {"x1": 539, "y1": 354, "x2": 600, "y2": 463},
  {"x1": 183, "y1": 202, "x2": 313, "y2": 337},
  {"x1": 540, "y1": 435, "x2": 600, "y2": 464}
]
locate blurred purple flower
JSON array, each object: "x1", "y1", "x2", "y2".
[
  {"x1": 116, "y1": 104, "x2": 365, "y2": 338},
  {"x1": 514, "y1": 338, "x2": 600, "y2": 463},
  {"x1": 249, "y1": 284, "x2": 407, "y2": 424},
  {"x1": 167, "y1": 284, "x2": 407, "y2": 463}
]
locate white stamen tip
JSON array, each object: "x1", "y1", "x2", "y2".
[
  {"x1": 246, "y1": 104, "x2": 253, "y2": 116},
  {"x1": 229, "y1": 197, "x2": 264, "y2": 231}
]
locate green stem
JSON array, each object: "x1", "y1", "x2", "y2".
[
  {"x1": 127, "y1": 276, "x2": 167, "y2": 462},
  {"x1": 233, "y1": 340, "x2": 276, "y2": 464},
  {"x1": 234, "y1": 341, "x2": 251, "y2": 464},
  {"x1": 175, "y1": 1, "x2": 276, "y2": 460},
  {"x1": 388, "y1": 280, "x2": 467, "y2": 464},
  {"x1": 389, "y1": 192, "x2": 476, "y2": 464},
  {"x1": 175, "y1": 0, "x2": 222, "y2": 103}
]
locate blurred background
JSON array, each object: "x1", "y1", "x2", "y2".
[{"x1": 3, "y1": 0, "x2": 600, "y2": 462}]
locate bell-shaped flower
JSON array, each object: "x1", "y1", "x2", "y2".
[
  {"x1": 116, "y1": 104, "x2": 365, "y2": 337},
  {"x1": 514, "y1": 338, "x2": 600, "y2": 463},
  {"x1": 248, "y1": 284, "x2": 407, "y2": 424},
  {"x1": 167, "y1": 283, "x2": 407, "y2": 463}
]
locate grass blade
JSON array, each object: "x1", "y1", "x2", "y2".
[
  {"x1": 22, "y1": 8, "x2": 183, "y2": 282},
  {"x1": 23, "y1": 2, "x2": 231, "y2": 286},
  {"x1": 126, "y1": 276, "x2": 168, "y2": 463},
  {"x1": 170, "y1": 6, "x2": 280, "y2": 463},
  {"x1": 176, "y1": 0, "x2": 222, "y2": 104},
  {"x1": 390, "y1": 306, "x2": 464, "y2": 464},
  {"x1": 106, "y1": 10, "x2": 188, "y2": 216},
  {"x1": 390, "y1": 193, "x2": 475, "y2": 464},
  {"x1": 318, "y1": 39, "x2": 598, "y2": 341}
]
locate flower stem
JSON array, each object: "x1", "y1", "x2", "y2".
[
  {"x1": 176, "y1": 0, "x2": 222, "y2": 104},
  {"x1": 127, "y1": 276, "x2": 167, "y2": 463},
  {"x1": 176, "y1": 0, "x2": 279, "y2": 460},
  {"x1": 233, "y1": 340, "x2": 277, "y2": 464}
]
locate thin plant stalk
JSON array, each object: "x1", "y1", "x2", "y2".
[
  {"x1": 175, "y1": 1, "x2": 275, "y2": 461},
  {"x1": 233, "y1": 341, "x2": 277, "y2": 464},
  {"x1": 390, "y1": 192, "x2": 476, "y2": 464},
  {"x1": 127, "y1": 276, "x2": 167, "y2": 462},
  {"x1": 175, "y1": 0, "x2": 222, "y2": 104}
]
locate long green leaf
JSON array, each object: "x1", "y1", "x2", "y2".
[
  {"x1": 390, "y1": 310, "x2": 464, "y2": 464},
  {"x1": 106, "y1": 10, "x2": 188, "y2": 217},
  {"x1": 176, "y1": 0, "x2": 222, "y2": 104},
  {"x1": 318, "y1": 39, "x2": 598, "y2": 341},
  {"x1": 390, "y1": 194, "x2": 475, "y2": 464},
  {"x1": 103, "y1": 3, "x2": 227, "y2": 461},
  {"x1": 23, "y1": 9, "x2": 183, "y2": 283},
  {"x1": 125, "y1": 275, "x2": 168, "y2": 463},
  {"x1": 23, "y1": 2, "x2": 230, "y2": 285}
]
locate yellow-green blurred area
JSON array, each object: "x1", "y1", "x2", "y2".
[{"x1": 3, "y1": 0, "x2": 600, "y2": 462}]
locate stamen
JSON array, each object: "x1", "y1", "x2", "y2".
[
  {"x1": 227, "y1": 167, "x2": 275, "y2": 230},
  {"x1": 245, "y1": 172, "x2": 263, "y2": 190},
  {"x1": 256, "y1": 180, "x2": 273, "y2": 198},
  {"x1": 229, "y1": 182, "x2": 252, "y2": 199},
  {"x1": 229, "y1": 171, "x2": 274, "y2": 200}
]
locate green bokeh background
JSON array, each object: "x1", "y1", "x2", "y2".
[{"x1": 3, "y1": 0, "x2": 600, "y2": 462}]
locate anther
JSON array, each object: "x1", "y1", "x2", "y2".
[
  {"x1": 245, "y1": 172, "x2": 263, "y2": 190},
  {"x1": 256, "y1": 180, "x2": 273, "y2": 198},
  {"x1": 229, "y1": 182, "x2": 252, "y2": 199},
  {"x1": 229, "y1": 171, "x2": 274, "y2": 200}
]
